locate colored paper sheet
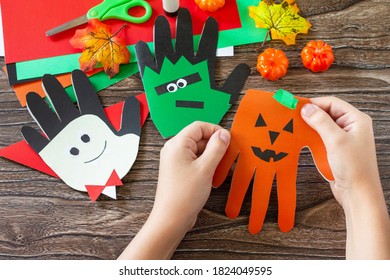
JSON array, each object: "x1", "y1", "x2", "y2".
[
  {"x1": 8, "y1": 43, "x2": 232, "y2": 85},
  {"x1": 9, "y1": 0, "x2": 267, "y2": 83},
  {"x1": 5, "y1": 67, "x2": 102, "y2": 106},
  {"x1": 64, "y1": 62, "x2": 140, "y2": 104},
  {"x1": 6, "y1": 62, "x2": 139, "y2": 107},
  {"x1": 0, "y1": 0, "x2": 241, "y2": 64},
  {"x1": 212, "y1": 89, "x2": 334, "y2": 234},
  {"x1": 0, "y1": 71, "x2": 149, "y2": 202},
  {"x1": 0, "y1": 5, "x2": 4, "y2": 56}
]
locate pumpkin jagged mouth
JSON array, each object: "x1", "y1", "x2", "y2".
[{"x1": 251, "y1": 146, "x2": 288, "y2": 162}]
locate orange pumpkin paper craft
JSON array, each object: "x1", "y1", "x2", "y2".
[{"x1": 213, "y1": 89, "x2": 334, "y2": 234}]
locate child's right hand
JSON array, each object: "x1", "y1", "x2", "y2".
[
  {"x1": 301, "y1": 96, "x2": 390, "y2": 259},
  {"x1": 301, "y1": 96, "x2": 381, "y2": 208}
]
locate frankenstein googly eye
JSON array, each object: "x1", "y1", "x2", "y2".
[
  {"x1": 176, "y1": 78, "x2": 187, "y2": 88},
  {"x1": 167, "y1": 83, "x2": 178, "y2": 93},
  {"x1": 70, "y1": 147, "x2": 80, "y2": 156},
  {"x1": 81, "y1": 134, "x2": 90, "y2": 143}
]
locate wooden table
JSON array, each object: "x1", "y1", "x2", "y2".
[{"x1": 0, "y1": 0, "x2": 389, "y2": 259}]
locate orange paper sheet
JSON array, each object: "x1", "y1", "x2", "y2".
[{"x1": 4, "y1": 67, "x2": 102, "y2": 106}]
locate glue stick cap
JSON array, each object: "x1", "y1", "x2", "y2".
[{"x1": 163, "y1": 0, "x2": 180, "y2": 17}]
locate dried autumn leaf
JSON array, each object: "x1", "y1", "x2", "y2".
[
  {"x1": 249, "y1": 0, "x2": 311, "y2": 45},
  {"x1": 70, "y1": 19, "x2": 130, "y2": 79}
]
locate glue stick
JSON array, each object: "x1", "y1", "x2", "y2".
[{"x1": 163, "y1": 0, "x2": 180, "y2": 17}]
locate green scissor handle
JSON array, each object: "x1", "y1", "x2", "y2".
[{"x1": 88, "y1": 0, "x2": 152, "y2": 24}]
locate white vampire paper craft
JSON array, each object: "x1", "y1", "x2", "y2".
[
  {"x1": 135, "y1": 8, "x2": 251, "y2": 138},
  {"x1": 20, "y1": 70, "x2": 142, "y2": 202}
]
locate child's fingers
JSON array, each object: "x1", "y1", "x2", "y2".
[
  {"x1": 301, "y1": 103, "x2": 345, "y2": 146},
  {"x1": 178, "y1": 121, "x2": 222, "y2": 143},
  {"x1": 310, "y1": 96, "x2": 359, "y2": 121},
  {"x1": 167, "y1": 121, "x2": 225, "y2": 160},
  {"x1": 197, "y1": 129, "x2": 230, "y2": 170}
]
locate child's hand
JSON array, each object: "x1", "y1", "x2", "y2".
[
  {"x1": 153, "y1": 121, "x2": 231, "y2": 230},
  {"x1": 118, "y1": 121, "x2": 230, "y2": 259},
  {"x1": 301, "y1": 96, "x2": 390, "y2": 259},
  {"x1": 301, "y1": 96, "x2": 380, "y2": 207}
]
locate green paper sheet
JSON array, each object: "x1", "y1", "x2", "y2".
[{"x1": 61, "y1": 62, "x2": 139, "y2": 104}]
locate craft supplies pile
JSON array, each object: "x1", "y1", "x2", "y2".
[{"x1": 0, "y1": 0, "x2": 333, "y2": 233}]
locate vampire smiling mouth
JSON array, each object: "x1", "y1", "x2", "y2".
[
  {"x1": 251, "y1": 146, "x2": 288, "y2": 162},
  {"x1": 84, "y1": 140, "x2": 107, "y2": 163}
]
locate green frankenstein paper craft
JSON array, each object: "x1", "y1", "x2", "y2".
[
  {"x1": 21, "y1": 70, "x2": 142, "y2": 202},
  {"x1": 136, "y1": 8, "x2": 250, "y2": 138}
]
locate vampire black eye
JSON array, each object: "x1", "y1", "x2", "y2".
[
  {"x1": 255, "y1": 113, "x2": 267, "y2": 127},
  {"x1": 81, "y1": 134, "x2": 90, "y2": 143},
  {"x1": 283, "y1": 119, "x2": 294, "y2": 133},
  {"x1": 167, "y1": 83, "x2": 178, "y2": 93},
  {"x1": 176, "y1": 78, "x2": 187, "y2": 88},
  {"x1": 70, "y1": 147, "x2": 79, "y2": 156}
]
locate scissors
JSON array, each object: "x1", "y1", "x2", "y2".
[{"x1": 46, "y1": 0, "x2": 153, "y2": 36}]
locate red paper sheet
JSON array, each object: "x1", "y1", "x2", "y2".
[{"x1": 1, "y1": 0, "x2": 241, "y2": 64}]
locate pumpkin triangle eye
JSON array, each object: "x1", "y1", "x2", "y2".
[
  {"x1": 255, "y1": 113, "x2": 267, "y2": 127},
  {"x1": 283, "y1": 119, "x2": 294, "y2": 133}
]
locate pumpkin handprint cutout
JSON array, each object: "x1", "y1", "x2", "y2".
[{"x1": 213, "y1": 89, "x2": 334, "y2": 233}]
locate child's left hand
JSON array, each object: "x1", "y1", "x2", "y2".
[
  {"x1": 154, "y1": 121, "x2": 231, "y2": 230},
  {"x1": 118, "y1": 121, "x2": 230, "y2": 259}
]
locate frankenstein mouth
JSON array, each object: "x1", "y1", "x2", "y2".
[
  {"x1": 176, "y1": 100, "x2": 204, "y2": 109},
  {"x1": 84, "y1": 140, "x2": 107, "y2": 163},
  {"x1": 251, "y1": 146, "x2": 288, "y2": 162}
]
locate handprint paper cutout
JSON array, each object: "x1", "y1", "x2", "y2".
[
  {"x1": 213, "y1": 89, "x2": 334, "y2": 233},
  {"x1": 0, "y1": 70, "x2": 148, "y2": 202},
  {"x1": 135, "y1": 8, "x2": 250, "y2": 138}
]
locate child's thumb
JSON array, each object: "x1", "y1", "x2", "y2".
[
  {"x1": 301, "y1": 103, "x2": 343, "y2": 145},
  {"x1": 198, "y1": 129, "x2": 230, "y2": 171}
]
